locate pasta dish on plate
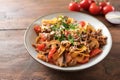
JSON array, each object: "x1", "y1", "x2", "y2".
[{"x1": 32, "y1": 15, "x2": 107, "y2": 67}]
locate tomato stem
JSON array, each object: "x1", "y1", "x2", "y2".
[
  {"x1": 108, "y1": 0, "x2": 111, "y2": 4},
  {"x1": 100, "y1": 0, "x2": 109, "y2": 2},
  {"x1": 94, "y1": 0, "x2": 98, "y2": 4},
  {"x1": 100, "y1": 0, "x2": 104, "y2": 2},
  {"x1": 94, "y1": 0, "x2": 99, "y2": 6},
  {"x1": 72, "y1": 0, "x2": 79, "y2": 2}
]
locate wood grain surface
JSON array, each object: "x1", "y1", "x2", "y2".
[{"x1": 0, "y1": 0, "x2": 120, "y2": 80}]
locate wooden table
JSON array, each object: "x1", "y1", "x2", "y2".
[{"x1": 0, "y1": 0, "x2": 120, "y2": 80}]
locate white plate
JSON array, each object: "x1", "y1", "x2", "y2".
[{"x1": 24, "y1": 12, "x2": 112, "y2": 71}]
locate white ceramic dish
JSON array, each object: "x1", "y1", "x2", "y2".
[
  {"x1": 105, "y1": 11, "x2": 120, "y2": 24},
  {"x1": 24, "y1": 12, "x2": 112, "y2": 71}
]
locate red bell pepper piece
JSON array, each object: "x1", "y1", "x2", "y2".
[
  {"x1": 48, "y1": 47, "x2": 56, "y2": 60},
  {"x1": 34, "y1": 25, "x2": 41, "y2": 33},
  {"x1": 90, "y1": 48, "x2": 102, "y2": 58},
  {"x1": 36, "y1": 43, "x2": 46, "y2": 51}
]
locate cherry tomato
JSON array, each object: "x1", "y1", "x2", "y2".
[
  {"x1": 90, "y1": 48, "x2": 102, "y2": 58},
  {"x1": 48, "y1": 47, "x2": 56, "y2": 60},
  {"x1": 80, "y1": 0, "x2": 93, "y2": 10},
  {"x1": 91, "y1": 0, "x2": 95, "y2": 3},
  {"x1": 36, "y1": 44, "x2": 46, "y2": 51},
  {"x1": 102, "y1": 5, "x2": 115, "y2": 15},
  {"x1": 89, "y1": 3, "x2": 102, "y2": 15},
  {"x1": 34, "y1": 25, "x2": 41, "y2": 33},
  {"x1": 79, "y1": 21, "x2": 86, "y2": 27},
  {"x1": 68, "y1": 2, "x2": 81, "y2": 11},
  {"x1": 99, "y1": 1, "x2": 109, "y2": 8}
]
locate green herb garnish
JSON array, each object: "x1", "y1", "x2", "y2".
[
  {"x1": 54, "y1": 34, "x2": 66, "y2": 41},
  {"x1": 51, "y1": 25, "x2": 57, "y2": 31},
  {"x1": 69, "y1": 23, "x2": 77, "y2": 30},
  {"x1": 62, "y1": 22, "x2": 69, "y2": 30},
  {"x1": 68, "y1": 34, "x2": 74, "y2": 45},
  {"x1": 51, "y1": 23, "x2": 60, "y2": 31},
  {"x1": 59, "y1": 34, "x2": 66, "y2": 41}
]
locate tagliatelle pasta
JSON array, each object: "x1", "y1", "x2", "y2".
[{"x1": 32, "y1": 15, "x2": 107, "y2": 67}]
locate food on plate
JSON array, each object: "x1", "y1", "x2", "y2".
[{"x1": 32, "y1": 15, "x2": 107, "y2": 67}]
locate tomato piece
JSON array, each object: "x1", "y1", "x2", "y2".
[
  {"x1": 80, "y1": 0, "x2": 93, "y2": 10},
  {"x1": 102, "y1": 5, "x2": 115, "y2": 15},
  {"x1": 48, "y1": 47, "x2": 56, "y2": 60},
  {"x1": 90, "y1": 48, "x2": 102, "y2": 58},
  {"x1": 89, "y1": 3, "x2": 102, "y2": 15},
  {"x1": 79, "y1": 21, "x2": 86, "y2": 27},
  {"x1": 40, "y1": 33, "x2": 47, "y2": 41},
  {"x1": 68, "y1": 2, "x2": 81, "y2": 11},
  {"x1": 36, "y1": 44, "x2": 46, "y2": 51},
  {"x1": 65, "y1": 30, "x2": 70, "y2": 36},
  {"x1": 34, "y1": 25, "x2": 41, "y2": 33}
]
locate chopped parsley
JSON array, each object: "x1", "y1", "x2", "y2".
[
  {"x1": 51, "y1": 25, "x2": 57, "y2": 31},
  {"x1": 54, "y1": 34, "x2": 66, "y2": 41},
  {"x1": 51, "y1": 16, "x2": 80, "y2": 43},
  {"x1": 62, "y1": 22, "x2": 69, "y2": 30},
  {"x1": 68, "y1": 34, "x2": 74, "y2": 45},
  {"x1": 69, "y1": 23, "x2": 77, "y2": 30},
  {"x1": 51, "y1": 23, "x2": 60, "y2": 31}
]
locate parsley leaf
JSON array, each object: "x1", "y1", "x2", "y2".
[
  {"x1": 59, "y1": 34, "x2": 66, "y2": 41},
  {"x1": 68, "y1": 34, "x2": 74, "y2": 45},
  {"x1": 69, "y1": 23, "x2": 77, "y2": 30},
  {"x1": 62, "y1": 22, "x2": 69, "y2": 30},
  {"x1": 54, "y1": 34, "x2": 66, "y2": 41},
  {"x1": 51, "y1": 23, "x2": 60, "y2": 31},
  {"x1": 51, "y1": 25, "x2": 57, "y2": 31}
]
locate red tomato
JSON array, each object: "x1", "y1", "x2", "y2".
[
  {"x1": 79, "y1": 21, "x2": 86, "y2": 27},
  {"x1": 89, "y1": 3, "x2": 102, "y2": 15},
  {"x1": 99, "y1": 1, "x2": 109, "y2": 8},
  {"x1": 90, "y1": 48, "x2": 102, "y2": 58},
  {"x1": 48, "y1": 47, "x2": 56, "y2": 60},
  {"x1": 102, "y1": 5, "x2": 115, "y2": 15},
  {"x1": 80, "y1": 0, "x2": 93, "y2": 10},
  {"x1": 40, "y1": 33, "x2": 47, "y2": 41},
  {"x1": 34, "y1": 25, "x2": 41, "y2": 33},
  {"x1": 36, "y1": 44, "x2": 46, "y2": 51},
  {"x1": 65, "y1": 30, "x2": 70, "y2": 36},
  {"x1": 68, "y1": 2, "x2": 81, "y2": 11},
  {"x1": 91, "y1": 0, "x2": 95, "y2": 3}
]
